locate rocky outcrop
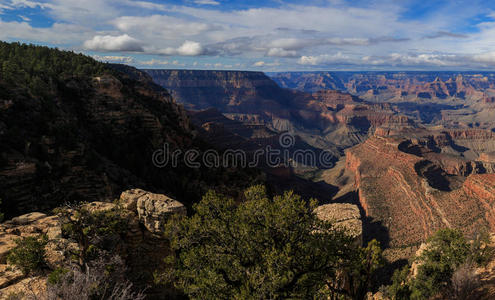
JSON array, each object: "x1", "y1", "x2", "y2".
[
  {"x1": 120, "y1": 189, "x2": 186, "y2": 234},
  {"x1": 315, "y1": 203, "x2": 362, "y2": 245},
  {"x1": 0, "y1": 212, "x2": 73, "y2": 298},
  {"x1": 0, "y1": 189, "x2": 185, "y2": 298}
]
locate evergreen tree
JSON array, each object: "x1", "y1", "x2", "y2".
[{"x1": 162, "y1": 185, "x2": 382, "y2": 299}]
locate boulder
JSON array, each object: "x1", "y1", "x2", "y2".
[
  {"x1": 119, "y1": 188, "x2": 148, "y2": 212},
  {"x1": 135, "y1": 191, "x2": 186, "y2": 234}
]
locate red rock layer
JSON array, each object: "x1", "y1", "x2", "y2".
[{"x1": 346, "y1": 134, "x2": 495, "y2": 252}]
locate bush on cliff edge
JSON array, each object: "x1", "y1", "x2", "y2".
[{"x1": 161, "y1": 185, "x2": 383, "y2": 299}]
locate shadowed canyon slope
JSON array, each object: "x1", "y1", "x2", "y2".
[
  {"x1": 145, "y1": 69, "x2": 412, "y2": 158},
  {"x1": 0, "y1": 45, "x2": 260, "y2": 217}
]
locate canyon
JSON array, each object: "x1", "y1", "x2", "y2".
[
  {"x1": 147, "y1": 69, "x2": 495, "y2": 261},
  {"x1": 3, "y1": 42, "x2": 495, "y2": 297}
]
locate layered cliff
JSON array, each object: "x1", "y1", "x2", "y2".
[
  {"x1": 270, "y1": 71, "x2": 495, "y2": 103},
  {"x1": 270, "y1": 71, "x2": 495, "y2": 129},
  {"x1": 345, "y1": 127, "x2": 495, "y2": 260}
]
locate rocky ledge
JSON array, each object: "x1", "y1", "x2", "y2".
[{"x1": 0, "y1": 189, "x2": 186, "y2": 299}]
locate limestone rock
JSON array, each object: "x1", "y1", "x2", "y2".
[
  {"x1": 0, "y1": 276, "x2": 46, "y2": 299},
  {"x1": 315, "y1": 203, "x2": 362, "y2": 245},
  {"x1": 135, "y1": 191, "x2": 187, "y2": 234},
  {"x1": 0, "y1": 265, "x2": 23, "y2": 289},
  {"x1": 10, "y1": 213, "x2": 47, "y2": 226},
  {"x1": 82, "y1": 201, "x2": 117, "y2": 213},
  {"x1": 119, "y1": 188, "x2": 148, "y2": 212}
]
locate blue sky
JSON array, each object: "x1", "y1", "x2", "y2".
[{"x1": 2, "y1": 0, "x2": 495, "y2": 70}]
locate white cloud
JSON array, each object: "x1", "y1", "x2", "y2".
[
  {"x1": 139, "y1": 59, "x2": 170, "y2": 66},
  {"x1": 112, "y1": 15, "x2": 220, "y2": 39},
  {"x1": 387, "y1": 53, "x2": 461, "y2": 67},
  {"x1": 9, "y1": 0, "x2": 50, "y2": 9},
  {"x1": 472, "y1": 52, "x2": 495, "y2": 64},
  {"x1": 0, "y1": 20, "x2": 91, "y2": 44},
  {"x1": 298, "y1": 52, "x2": 350, "y2": 65},
  {"x1": 4, "y1": 0, "x2": 495, "y2": 69},
  {"x1": 252, "y1": 60, "x2": 281, "y2": 67},
  {"x1": 172, "y1": 60, "x2": 185, "y2": 66},
  {"x1": 266, "y1": 48, "x2": 298, "y2": 57},
  {"x1": 158, "y1": 40, "x2": 204, "y2": 56},
  {"x1": 83, "y1": 34, "x2": 143, "y2": 52},
  {"x1": 18, "y1": 15, "x2": 31, "y2": 21},
  {"x1": 193, "y1": 0, "x2": 220, "y2": 5}
]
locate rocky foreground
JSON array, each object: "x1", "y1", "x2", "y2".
[
  {"x1": 0, "y1": 189, "x2": 362, "y2": 299},
  {"x1": 0, "y1": 189, "x2": 186, "y2": 298}
]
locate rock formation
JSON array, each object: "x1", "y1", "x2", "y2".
[
  {"x1": 120, "y1": 189, "x2": 186, "y2": 234},
  {"x1": 0, "y1": 189, "x2": 185, "y2": 298}
]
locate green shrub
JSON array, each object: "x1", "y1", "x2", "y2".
[
  {"x1": 47, "y1": 267, "x2": 69, "y2": 285},
  {"x1": 57, "y1": 204, "x2": 128, "y2": 266},
  {"x1": 162, "y1": 185, "x2": 378, "y2": 299},
  {"x1": 7, "y1": 235, "x2": 48, "y2": 274},
  {"x1": 386, "y1": 228, "x2": 495, "y2": 299},
  {"x1": 410, "y1": 229, "x2": 470, "y2": 299}
]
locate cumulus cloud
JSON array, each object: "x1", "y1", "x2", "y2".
[
  {"x1": 298, "y1": 52, "x2": 351, "y2": 65},
  {"x1": 158, "y1": 40, "x2": 204, "y2": 56},
  {"x1": 83, "y1": 34, "x2": 143, "y2": 52},
  {"x1": 0, "y1": 20, "x2": 91, "y2": 45},
  {"x1": 252, "y1": 61, "x2": 281, "y2": 67},
  {"x1": 112, "y1": 15, "x2": 221, "y2": 39},
  {"x1": 387, "y1": 53, "x2": 461, "y2": 66},
  {"x1": 5, "y1": 0, "x2": 495, "y2": 69},
  {"x1": 471, "y1": 52, "x2": 495, "y2": 65},
  {"x1": 266, "y1": 48, "x2": 298, "y2": 57}
]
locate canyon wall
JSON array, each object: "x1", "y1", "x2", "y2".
[{"x1": 344, "y1": 127, "x2": 495, "y2": 260}]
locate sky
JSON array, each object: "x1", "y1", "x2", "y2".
[{"x1": 3, "y1": 0, "x2": 495, "y2": 71}]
